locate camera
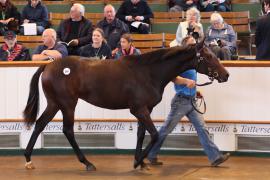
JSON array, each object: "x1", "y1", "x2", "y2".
[
  {"x1": 187, "y1": 26, "x2": 195, "y2": 36},
  {"x1": 187, "y1": 27, "x2": 199, "y2": 40},
  {"x1": 217, "y1": 39, "x2": 222, "y2": 47}
]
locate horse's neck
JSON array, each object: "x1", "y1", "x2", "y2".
[{"x1": 150, "y1": 52, "x2": 197, "y2": 91}]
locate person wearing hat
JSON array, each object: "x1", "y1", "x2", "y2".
[{"x1": 0, "y1": 31, "x2": 30, "y2": 61}]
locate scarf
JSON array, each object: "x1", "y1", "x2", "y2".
[
  {"x1": 121, "y1": 46, "x2": 135, "y2": 56},
  {"x1": 2, "y1": 43, "x2": 23, "y2": 61}
]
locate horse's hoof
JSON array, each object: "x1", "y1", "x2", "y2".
[
  {"x1": 140, "y1": 162, "x2": 151, "y2": 171},
  {"x1": 133, "y1": 160, "x2": 139, "y2": 169},
  {"x1": 86, "y1": 164, "x2": 96, "y2": 171},
  {"x1": 25, "y1": 161, "x2": 35, "y2": 170}
]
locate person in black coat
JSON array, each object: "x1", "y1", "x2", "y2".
[
  {"x1": 0, "y1": 0, "x2": 21, "y2": 35},
  {"x1": 169, "y1": 0, "x2": 199, "y2": 12},
  {"x1": 20, "y1": 0, "x2": 49, "y2": 35},
  {"x1": 79, "y1": 28, "x2": 112, "y2": 60},
  {"x1": 57, "y1": 3, "x2": 93, "y2": 55},
  {"x1": 255, "y1": 0, "x2": 270, "y2": 60},
  {"x1": 116, "y1": 0, "x2": 153, "y2": 34},
  {"x1": 97, "y1": 4, "x2": 129, "y2": 56}
]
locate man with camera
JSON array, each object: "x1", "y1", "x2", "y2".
[{"x1": 205, "y1": 12, "x2": 236, "y2": 60}]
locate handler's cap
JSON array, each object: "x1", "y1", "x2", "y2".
[{"x1": 4, "y1": 31, "x2": 16, "y2": 40}]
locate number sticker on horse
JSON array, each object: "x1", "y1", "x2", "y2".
[{"x1": 63, "y1": 68, "x2": 71, "y2": 75}]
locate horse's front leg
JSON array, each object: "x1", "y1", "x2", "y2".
[
  {"x1": 61, "y1": 108, "x2": 96, "y2": 171},
  {"x1": 131, "y1": 107, "x2": 158, "y2": 169},
  {"x1": 134, "y1": 121, "x2": 149, "y2": 170}
]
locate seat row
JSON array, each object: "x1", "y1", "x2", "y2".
[{"x1": 0, "y1": 33, "x2": 174, "y2": 54}]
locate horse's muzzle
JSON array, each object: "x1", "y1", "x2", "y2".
[{"x1": 218, "y1": 73, "x2": 229, "y2": 83}]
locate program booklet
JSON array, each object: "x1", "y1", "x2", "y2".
[
  {"x1": 58, "y1": 39, "x2": 76, "y2": 46},
  {"x1": 22, "y1": 23, "x2": 37, "y2": 35},
  {"x1": 131, "y1": 21, "x2": 149, "y2": 28}
]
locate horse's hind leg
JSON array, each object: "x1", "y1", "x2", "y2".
[
  {"x1": 61, "y1": 108, "x2": 96, "y2": 171},
  {"x1": 131, "y1": 107, "x2": 158, "y2": 169},
  {"x1": 24, "y1": 104, "x2": 58, "y2": 169}
]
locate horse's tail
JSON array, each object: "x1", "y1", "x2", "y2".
[{"x1": 23, "y1": 65, "x2": 46, "y2": 127}]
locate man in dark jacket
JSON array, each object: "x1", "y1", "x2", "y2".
[
  {"x1": 116, "y1": 0, "x2": 153, "y2": 34},
  {"x1": 97, "y1": 4, "x2": 129, "y2": 56},
  {"x1": 20, "y1": 0, "x2": 48, "y2": 35},
  {"x1": 57, "y1": 3, "x2": 93, "y2": 55},
  {"x1": 255, "y1": 0, "x2": 270, "y2": 60},
  {"x1": 0, "y1": 31, "x2": 30, "y2": 61},
  {"x1": 169, "y1": 0, "x2": 199, "y2": 12}
]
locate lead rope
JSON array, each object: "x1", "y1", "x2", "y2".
[{"x1": 189, "y1": 77, "x2": 208, "y2": 114}]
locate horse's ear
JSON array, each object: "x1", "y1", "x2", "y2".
[{"x1": 196, "y1": 37, "x2": 206, "y2": 50}]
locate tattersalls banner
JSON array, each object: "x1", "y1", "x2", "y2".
[{"x1": 1, "y1": 122, "x2": 270, "y2": 135}]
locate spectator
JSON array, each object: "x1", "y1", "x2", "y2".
[
  {"x1": 261, "y1": 0, "x2": 267, "y2": 15},
  {"x1": 20, "y1": 0, "x2": 49, "y2": 35},
  {"x1": 32, "y1": 28, "x2": 68, "y2": 61},
  {"x1": 116, "y1": 0, "x2": 153, "y2": 34},
  {"x1": 114, "y1": 33, "x2": 141, "y2": 59},
  {"x1": 199, "y1": 0, "x2": 230, "y2": 12},
  {"x1": 255, "y1": 0, "x2": 270, "y2": 60},
  {"x1": 0, "y1": 31, "x2": 30, "y2": 61},
  {"x1": 205, "y1": 12, "x2": 236, "y2": 60},
  {"x1": 169, "y1": 0, "x2": 199, "y2": 12},
  {"x1": 175, "y1": 7, "x2": 204, "y2": 45},
  {"x1": 0, "y1": 0, "x2": 21, "y2": 35},
  {"x1": 79, "y1": 28, "x2": 112, "y2": 60},
  {"x1": 168, "y1": 0, "x2": 176, "y2": 9},
  {"x1": 97, "y1": 4, "x2": 129, "y2": 57},
  {"x1": 57, "y1": 3, "x2": 93, "y2": 55}
]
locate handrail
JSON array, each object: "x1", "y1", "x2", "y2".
[
  {"x1": 0, "y1": 61, "x2": 49, "y2": 67},
  {"x1": 2, "y1": 118, "x2": 270, "y2": 124},
  {"x1": 1, "y1": 61, "x2": 270, "y2": 67}
]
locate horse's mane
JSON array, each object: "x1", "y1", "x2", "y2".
[{"x1": 122, "y1": 45, "x2": 195, "y2": 65}]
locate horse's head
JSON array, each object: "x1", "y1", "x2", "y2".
[{"x1": 195, "y1": 40, "x2": 229, "y2": 83}]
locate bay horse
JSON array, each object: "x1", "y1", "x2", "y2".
[{"x1": 23, "y1": 41, "x2": 229, "y2": 171}]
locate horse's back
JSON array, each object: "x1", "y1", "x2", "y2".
[{"x1": 40, "y1": 57, "x2": 134, "y2": 109}]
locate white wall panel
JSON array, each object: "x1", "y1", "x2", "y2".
[{"x1": 1, "y1": 66, "x2": 270, "y2": 121}]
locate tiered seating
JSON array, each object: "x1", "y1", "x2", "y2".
[
  {"x1": 8, "y1": 0, "x2": 262, "y2": 57},
  {"x1": 164, "y1": 33, "x2": 176, "y2": 48},
  {"x1": 49, "y1": 12, "x2": 104, "y2": 29},
  {"x1": 151, "y1": 12, "x2": 184, "y2": 23},
  {"x1": 131, "y1": 33, "x2": 164, "y2": 53},
  {"x1": 231, "y1": 0, "x2": 262, "y2": 23}
]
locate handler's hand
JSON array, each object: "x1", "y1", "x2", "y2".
[
  {"x1": 185, "y1": 79, "x2": 196, "y2": 88},
  {"x1": 196, "y1": 91, "x2": 203, "y2": 98}
]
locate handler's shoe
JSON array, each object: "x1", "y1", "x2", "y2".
[
  {"x1": 211, "y1": 153, "x2": 230, "y2": 167},
  {"x1": 149, "y1": 158, "x2": 163, "y2": 166}
]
